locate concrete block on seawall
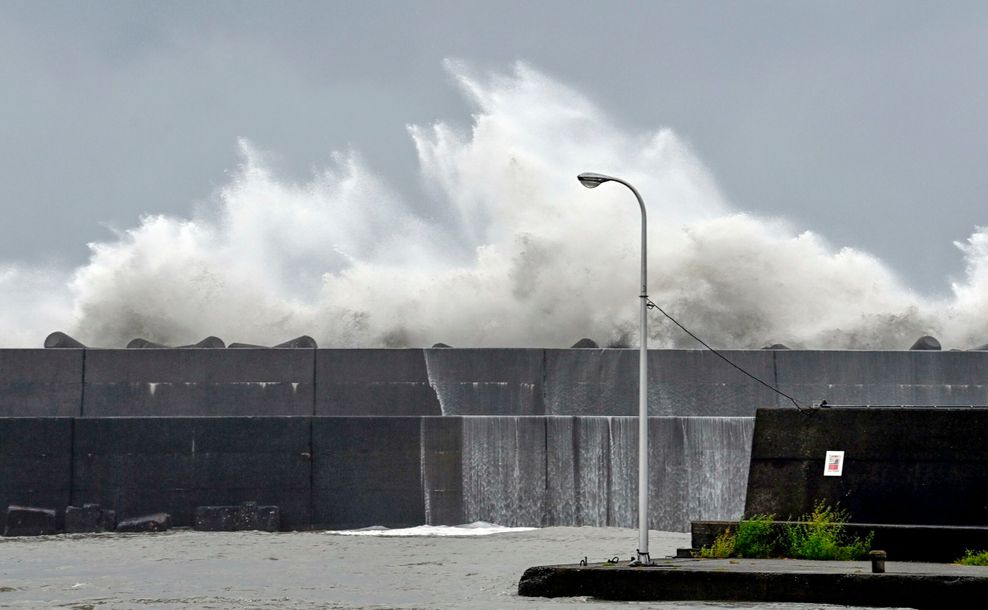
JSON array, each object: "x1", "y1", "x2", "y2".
[
  {"x1": 909, "y1": 335, "x2": 942, "y2": 350},
  {"x1": 194, "y1": 502, "x2": 280, "y2": 532},
  {"x1": 178, "y1": 336, "x2": 226, "y2": 349},
  {"x1": 43, "y1": 331, "x2": 86, "y2": 348},
  {"x1": 3, "y1": 505, "x2": 58, "y2": 536},
  {"x1": 116, "y1": 512, "x2": 172, "y2": 533},
  {"x1": 274, "y1": 336, "x2": 317, "y2": 349},
  {"x1": 126, "y1": 338, "x2": 168, "y2": 348},
  {"x1": 65, "y1": 504, "x2": 116, "y2": 534}
]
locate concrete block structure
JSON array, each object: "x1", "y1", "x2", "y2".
[
  {"x1": 745, "y1": 407, "x2": 988, "y2": 525},
  {"x1": 3, "y1": 348, "x2": 988, "y2": 532}
]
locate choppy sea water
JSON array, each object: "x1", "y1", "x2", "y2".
[{"x1": 0, "y1": 525, "x2": 906, "y2": 609}]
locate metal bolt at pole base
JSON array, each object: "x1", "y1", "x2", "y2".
[{"x1": 577, "y1": 172, "x2": 651, "y2": 566}]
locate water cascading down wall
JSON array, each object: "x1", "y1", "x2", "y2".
[{"x1": 3, "y1": 348, "x2": 988, "y2": 532}]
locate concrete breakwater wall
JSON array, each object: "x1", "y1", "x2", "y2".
[
  {"x1": 4, "y1": 348, "x2": 988, "y2": 534},
  {"x1": 0, "y1": 415, "x2": 752, "y2": 533},
  {"x1": 5, "y1": 348, "x2": 988, "y2": 418}
]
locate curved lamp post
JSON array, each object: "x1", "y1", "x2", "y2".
[{"x1": 577, "y1": 172, "x2": 651, "y2": 564}]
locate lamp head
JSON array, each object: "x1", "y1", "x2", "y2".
[{"x1": 577, "y1": 172, "x2": 612, "y2": 189}]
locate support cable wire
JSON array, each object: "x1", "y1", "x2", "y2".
[{"x1": 645, "y1": 298, "x2": 805, "y2": 411}]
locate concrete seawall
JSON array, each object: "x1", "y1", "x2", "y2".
[
  {"x1": 4, "y1": 348, "x2": 988, "y2": 533},
  {"x1": 4, "y1": 348, "x2": 988, "y2": 418},
  {"x1": 0, "y1": 415, "x2": 752, "y2": 533}
]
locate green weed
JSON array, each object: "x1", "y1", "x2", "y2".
[
  {"x1": 699, "y1": 502, "x2": 873, "y2": 561},
  {"x1": 699, "y1": 526, "x2": 735, "y2": 558},
  {"x1": 785, "y1": 501, "x2": 873, "y2": 560},
  {"x1": 732, "y1": 514, "x2": 781, "y2": 558},
  {"x1": 957, "y1": 549, "x2": 988, "y2": 566},
  {"x1": 700, "y1": 514, "x2": 778, "y2": 559}
]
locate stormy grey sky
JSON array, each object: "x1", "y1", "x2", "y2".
[{"x1": 2, "y1": 0, "x2": 987, "y2": 293}]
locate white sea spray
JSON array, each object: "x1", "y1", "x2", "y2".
[{"x1": 1, "y1": 61, "x2": 985, "y2": 349}]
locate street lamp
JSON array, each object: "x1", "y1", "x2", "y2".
[{"x1": 577, "y1": 172, "x2": 651, "y2": 565}]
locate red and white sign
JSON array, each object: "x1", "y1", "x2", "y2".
[{"x1": 824, "y1": 450, "x2": 844, "y2": 477}]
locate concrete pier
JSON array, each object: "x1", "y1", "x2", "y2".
[{"x1": 518, "y1": 558, "x2": 988, "y2": 607}]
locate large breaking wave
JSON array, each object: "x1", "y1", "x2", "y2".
[{"x1": 1, "y1": 61, "x2": 985, "y2": 349}]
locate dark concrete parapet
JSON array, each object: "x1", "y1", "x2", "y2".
[
  {"x1": 0, "y1": 350, "x2": 83, "y2": 416},
  {"x1": 745, "y1": 407, "x2": 988, "y2": 525},
  {"x1": 4, "y1": 348, "x2": 988, "y2": 417},
  {"x1": 315, "y1": 349, "x2": 440, "y2": 416},
  {"x1": 424, "y1": 348, "x2": 544, "y2": 415},
  {"x1": 82, "y1": 349, "x2": 315, "y2": 416},
  {"x1": 773, "y1": 350, "x2": 988, "y2": 406},
  {"x1": 518, "y1": 558, "x2": 988, "y2": 607},
  {"x1": 543, "y1": 349, "x2": 779, "y2": 416}
]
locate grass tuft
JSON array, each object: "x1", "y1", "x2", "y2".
[
  {"x1": 699, "y1": 501, "x2": 873, "y2": 561},
  {"x1": 785, "y1": 501, "x2": 873, "y2": 560},
  {"x1": 699, "y1": 526, "x2": 736, "y2": 558},
  {"x1": 957, "y1": 549, "x2": 988, "y2": 566},
  {"x1": 732, "y1": 514, "x2": 780, "y2": 558}
]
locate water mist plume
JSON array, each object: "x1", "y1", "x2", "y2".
[{"x1": 1, "y1": 61, "x2": 986, "y2": 349}]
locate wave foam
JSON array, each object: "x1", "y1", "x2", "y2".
[
  {"x1": 2, "y1": 61, "x2": 987, "y2": 349},
  {"x1": 325, "y1": 521, "x2": 536, "y2": 537}
]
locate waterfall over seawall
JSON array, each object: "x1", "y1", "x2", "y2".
[
  {"x1": 462, "y1": 417, "x2": 547, "y2": 526},
  {"x1": 456, "y1": 416, "x2": 754, "y2": 532}
]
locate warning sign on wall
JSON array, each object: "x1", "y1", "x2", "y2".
[{"x1": 824, "y1": 450, "x2": 844, "y2": 477}]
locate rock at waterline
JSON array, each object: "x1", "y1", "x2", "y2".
[
  {"x1": 116, "y1": 512, "x2": 172, "y2": 533},
  {"x1": 194, "y1": 502, "x2": 280, "y2": 532},
  {"x1": 3, "y1": 505, "x2": 58, "y2": 536},
  {"x1": 65, "y1": 503, "x2": 116, "y2": 533}
]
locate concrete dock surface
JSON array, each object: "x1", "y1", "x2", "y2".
[{"x1": 519, "y1": 556, "x2": 988, "y2": 608}]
